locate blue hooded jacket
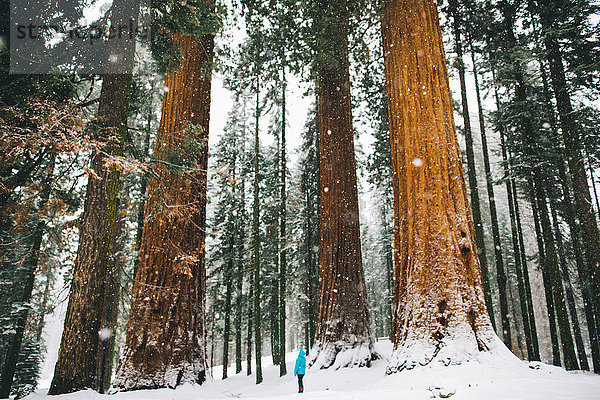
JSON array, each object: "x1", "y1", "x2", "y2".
[{"x1": 294, "y1": 349, "x2": 306, "y2": 376}]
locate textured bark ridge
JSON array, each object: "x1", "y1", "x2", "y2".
[
  {"x1": 310, "y1": 2, "x2": 376, "y2": 369},
  {"x1": 382, "y1": 0, "x2": 501, "y2": 373},
  {"x1": 49, "y1": 73, "x2": 132, "y2": 395},
  {"x1": 112, "y1": 34, "x2": 214, "y2": 390}
]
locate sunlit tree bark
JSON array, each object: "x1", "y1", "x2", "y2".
[{"x1": 382, "y1": 0, "x2": 500, "y2": 373}]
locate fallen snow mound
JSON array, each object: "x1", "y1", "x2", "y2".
[{"x1": 29, "y1": 340, "x2": 600, "y2": 400}]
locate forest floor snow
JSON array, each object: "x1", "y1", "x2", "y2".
[{"x1": 28, "y1": 339, "x2": 600, "y2": 400}]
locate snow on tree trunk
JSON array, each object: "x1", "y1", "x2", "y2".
[
  {"x1": 382, "y1": 0, "x2": 503, "y2": 373},
  {"x1": 112, "y1": 33, "x2": 214, "y2": 390},
  {"x1": 309, "y1": 0, "x2": 375, "y2": 370}
]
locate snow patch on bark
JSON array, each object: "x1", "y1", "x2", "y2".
[
  {"x1": 386, "y1": 330, "x2": 515, "y2": 374},
  {"x1": 309, "y1": 338, "x2": 377, "y2": 370},
  {"x1": 111, "y1": 352, "x2": 206, "y2": 392}
]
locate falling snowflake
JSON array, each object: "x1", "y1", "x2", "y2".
[
  {"x1": 412, "y1": 158, "x2": 424, "y2": 167},
  {"x1": 98, "y1": 328, "x2": 112, "y2": 341}
]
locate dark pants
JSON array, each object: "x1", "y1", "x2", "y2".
[{"x1": 297, "y1": 374, "x2": 304, "y2": 392}]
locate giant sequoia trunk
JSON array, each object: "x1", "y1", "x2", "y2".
[
  {"x1": 382, "y1": 0, "x2": 502, "y2": 373},
  {"x1": 49, "y1": 73, "x2": 133, "y2": 395},
  {"x1": 49, "y1": 1, "x2": 139, "y2": 394},
  {"x1": 112, "y1": 33, "x2": 214, "y2": 390},
  {"x1": 309, "y1": 0, "x2": 375, "y2": 370}
]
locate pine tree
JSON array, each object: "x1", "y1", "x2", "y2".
[
  {"x1": 530, "y1": 0, "x2": 600, "y2": 352},
  {"x1": 447, "y1": 0, "x2": 496, "y2": 335}
]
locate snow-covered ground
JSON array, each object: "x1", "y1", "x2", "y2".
[{"x1": 28, "y1": 340, "x2": 600, "y2": 400}]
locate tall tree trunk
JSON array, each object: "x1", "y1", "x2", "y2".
[
  {"x1": 449, "y1": 1, "x2": 495, "y2": 333},
  {"x1": 97, "y1": 199, "x2": 125, "y2": 393},
  {"x1": 507, "y1": 273, "x2": 525, "y2": 359},
  {"x1": 382, "y1": 200, "x2": 394, "y2": 339},
  {"x1": 490, "y1": 66, "x2": 539, "y2": 361},
  {"x1": 235, "y1": 168, "x2": 245, "y2": 375},
  {"x1": 512, "y1": 176, "x2": 540, "y2": 359},
  {"x1": 537, "y1": 56, "x2": 600, "y2": 371},
  {"x1": 586, "y1": 150, "x2": 600, "y2": 223},
  {"x1": 303, "y1": 169, "x2": 317, "y2": 353},
  {"x1": 222, "y1": 240, "x2": 233, "y2": 380},
  {"x1": 535, "y1": 2, "x2": 600, "y2": 316},
  {"x1": 531, "y1": 175, "x2": 578, "y2": 370},
  {"x1": 50, "y1": 1, "x2": 139, "y2": 393},
  {"x1": 279, "y1": 58, "x2": 288, "y2": 376},
  {"x1": 112, "y1": 33, "x2": 214, "y2": 390},
  {"x1": 247, "y1": 281, "x2": 253, "y2": 376},
  {"x1": 549, "y1": 198, "x2": 589, "y2": 370},
  {"x1": 252, "y1": 73, "x2": 263, "y2": 384},
  {"x1": 50, "y1": 73, "x2": 133, "y2": 395},
  {"x1": 270, "y1": 283, "x2": 280, "y2": 366},
  {"x1": 310, "y1": 0, "x2": 375, "y2": 369},
  {"x1": 529, "y1": 183, "x2": 561, "y2": 366},
  {"x1": 0, "y1": 158, "x2": 52, "y2": 398},
  {"x1": 133, "y1": 114, "x2": 152, "y2": 276},
  {"x1": 382, "y1": 0, "x2": 498, "y2": 373},
  {"x1": 469, "y1": 39, "x2": 515, "y2": 349}
]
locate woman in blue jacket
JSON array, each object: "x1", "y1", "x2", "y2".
[{"x1": 294, "y1": 349, "x2": 306, "y2": 393}]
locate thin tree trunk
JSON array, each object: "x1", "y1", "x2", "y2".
[
  {"x1": 270, "y1": 284, "x2": 280, "y2": 366},
  {"x1": 303, "y1": 169, "x2": 317, "y2": 353},
  {"x1": 247, "y1": 281, "x2": 253, "y2": 376},
  {"x1": 490, "y1": 66, "x2": 538, "y2": 361},
  {"x1": 382, "y1": 200, "x2": 394, "y2": 339},
  {"x1": 113, "y1": 33, "x2": 214, "y2": 390},
  {"x1": 585, "y1": 147, "x2": 600, "y2": 223},
  {"x1": 512, "y1": 177, "x2": 540, "y2": 359},
  {"x1": 279, "y1": 58, "x2": 288, "y2": 376},
  {"x1": 0, "y1": 158, "x2": 52, "y2": 398},
  {"x1": 469, "y1": 39, "x2": 515, "y2": 349},
  {"x1": 538, "y1": 57, "x2": 600, "y2": 372},
  {"x1": 222, "y1": 240, "x2": 233, "y2": 380},
  {"x1": 450, "y1": 1, "x2": 495, "y2": 333},
  {"x1": 529, "y1": 182, "x2": 561, "y2": 366},
  {"x1": 235, "y1": 171, "x2": 245, "y2": 376},
  {"x1": 549, "y1": 197, "x2": 589, "y2": 370},
  {"x1": 535, "y1": 3, "x2": 600, "y2": 316},
  {"x1": 382, "y1": 0, "x2": 497, "y2": 373},
  {"x1": 507, "y1": 272, "x2": 525, "y2": 358},
  {"x1": 532, "y1": 175, "x2": 578, "y2": 370},
  {"x1": 252, "y1": 72, "x2": 263, "y2": 384},
  {"x1": 310, "y1": 0, "x2": 374, "y2": 369}
]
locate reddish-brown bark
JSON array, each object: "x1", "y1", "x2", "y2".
[
  {"x1": 382, "y1": 0, "x2": 498, "y2": 373},
  {"x1": 310, "y1": 1, "x2": 375, "y2": 369},
  {"x1": 113, "y1": 34, "x2": 214, "y2": 390}
]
